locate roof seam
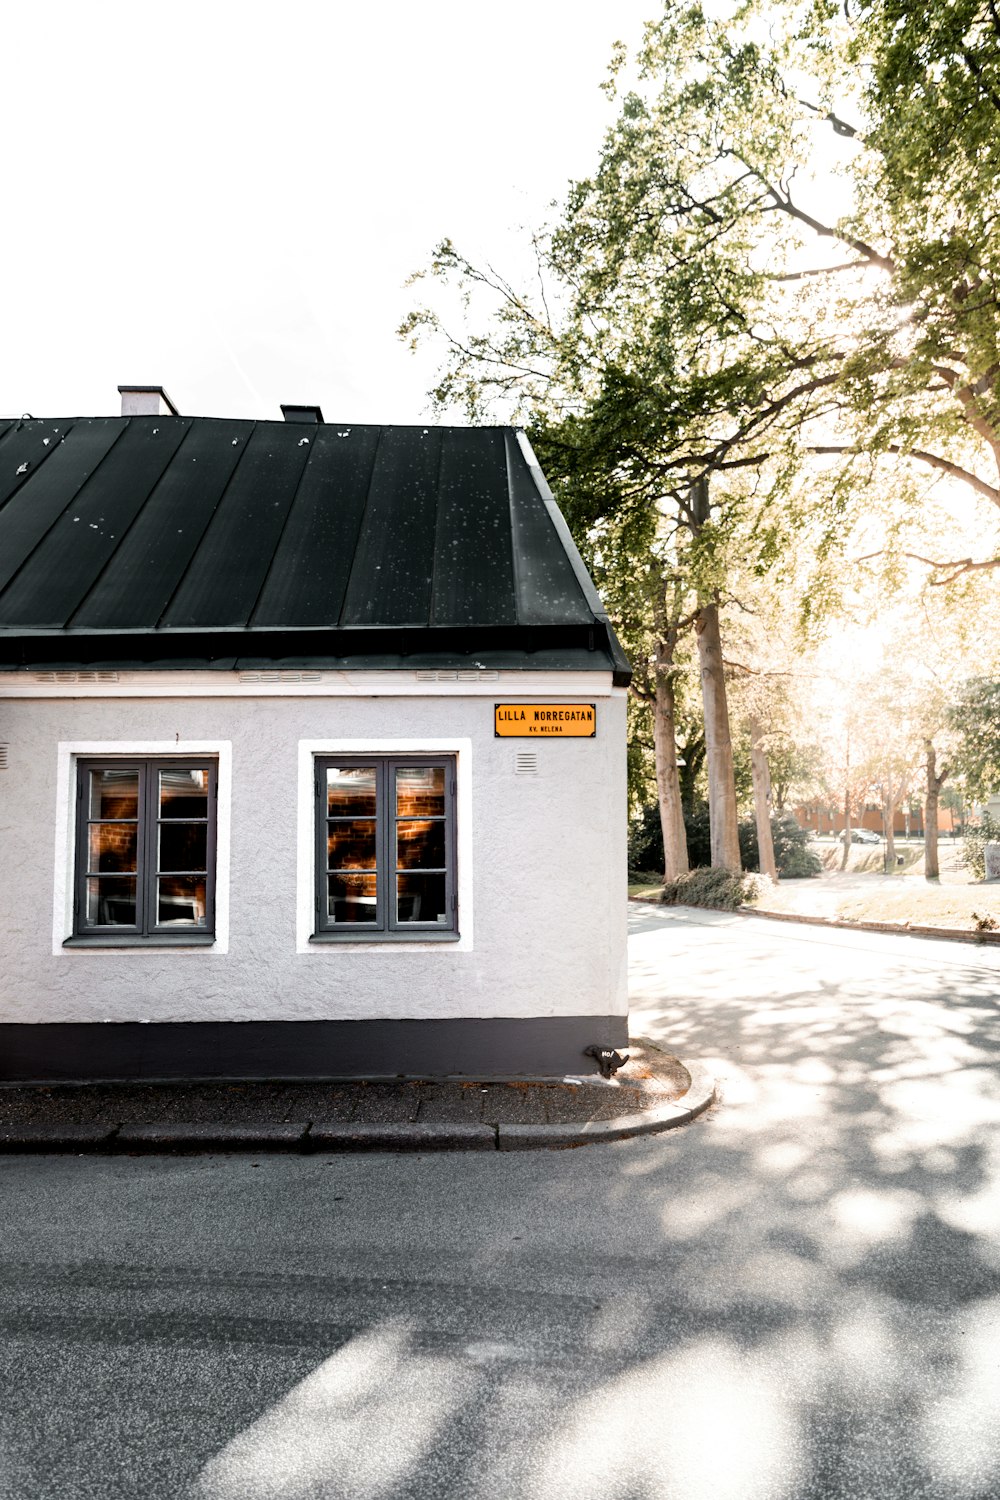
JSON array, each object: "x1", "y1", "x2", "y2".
[
  {"x1": 337, "y1": 428, "x2": 384, "y2": 626},
  {"x1": 153, "y1": 421, "x2": 258, "y2": 629},
  {"x1": 65, "y1": 419, "x2": 195, "y2": 630},
  {"x1": 0, "y1": 419, "x2": 127, "y2": 618},
  {"x1": 427, "y1": 428, "x2": 449, "y2": 628},
  {"x1": 0, "y1": 418, "x2": 78, "y2": 519},
  {"x1": 246, "y1": 433, "x2": 317, "y2": 628}
]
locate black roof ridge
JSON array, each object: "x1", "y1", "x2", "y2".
[{"x1": 25, "y1": 414, "x2": 526, "y2": 434}]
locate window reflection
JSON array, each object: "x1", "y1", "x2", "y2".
[
  {"x1": 86, "y1": 876, "x2": 137, "y2": 926},
  {"x1": 396, "y1": 819, "x2": 446, "y2": 870},
  {"x1": 327, "y1": 767, "x2": 377, "y2": 817},
  {"x1": 88, "y1": 823, "x2": 138, "y2": 874},
  {"x1": 89, "y1": 769, "x2": 138, "y2": 821},
  {"x1": 327, "y1": 820, "x2": 377, "y2": 870},
  {"x1": 157, "y1": 876, "x2": 207, "y2": 926},
  {"x1": 397, "y1": 873, "x2": 447, "y2": 923},
  {"x1": 158, "y1": 823, "x2": 208, "y2": 874},
  {"x1": 328, "y1": 871, "x2": 378, "y2": 924},
  {"x1": 159, "y1": 768, "x2": 209, "y2": 819},
  {"x1": 396, "y1": 767, "x2": 444, "y2": 819}
]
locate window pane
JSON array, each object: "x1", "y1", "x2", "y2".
[
  {"x1": 86, "y1": 876, "x2": 137, "y2": 926},
  {"x1": 157, "y1": 876, "x2": 208, "y2": 926},
  {"x1": 158, "y1": 822, "x2": 208, "y2": 874},
  {"x1": 88, "y1": 823, "x2": 138, "y2": 873},
  {"x1": 327, "y1": 820, "x2": 377, "y2": 870},
  {"x1": 396, "y1": 818, "x2": 445, "y2": 870},
  {"x1": 396, "y1": 766, "x2": 445, "y2": 819},
  {"x1": 327, "y1": 872, "x2": 378, "y2": 924},
  {"x1": 159, "y1": 768, "x2": 209, "y2": 819},
  {"x1": 327, "y1": 767, "x2": 377, "y2": 817},
  {"x1": 89, "y1": 769, "x2": 139, "y2": 820},
  {"x1": 396, "y1": 872, "x2": 447, "y2": 924}
]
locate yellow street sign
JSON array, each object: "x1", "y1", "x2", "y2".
[{"x1": 494, "y1": 703, "x2": 596, "y2": 738}]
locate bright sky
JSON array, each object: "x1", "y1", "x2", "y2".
[{"x1": 2, "y1": 1, "x2": 658, "y2": 426}]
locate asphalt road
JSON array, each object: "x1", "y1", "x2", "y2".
[{"x1": 1, "y1": 908, "x2": 998, "y2": 1500}]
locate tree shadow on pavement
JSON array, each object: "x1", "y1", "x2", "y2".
[{"x1": 1, "y1": 905, "x2": 998, "y2": 1500}]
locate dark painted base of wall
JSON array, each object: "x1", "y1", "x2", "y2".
[{"x1": 0, "y1": 1017, "x2": 629, "y2": 1084}]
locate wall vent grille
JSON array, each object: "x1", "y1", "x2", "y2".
[
  {"x1": 238, "y1": 671, "x2": 324, "y2": 684},
  {"x1": 34, "y1": 671, "x2": 119, "y2": 683},
  {"x1": 0, "y1": 744, "x2": 7, "y2": 770},
  {"x1": 514, "y1": 751, "x2": 538, "y2": 776},
  {"x1": 416, "y1": 669, "x2": 500, "y2": 683}
]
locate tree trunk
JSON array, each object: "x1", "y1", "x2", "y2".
[
  {"x1": 652, "y1": 645, "x2": 689, "y2": 883},
  {"x1": 924, "y1": 740, "x2": 947, "y2": 881},
  {"x1": 840, "y1": 789, "x2": 852, "y2": 870},
  {"x1": 749, "y1": 716, "x2": 777, "y2": 881},
  {"x1": 883, "y1": 774, "x2": 896, "y2": 869},
  {"x1": 695, "y1": 602, "x2": 742, "y2": 871}
]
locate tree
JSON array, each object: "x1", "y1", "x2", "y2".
[
  {"x1": 950, "y1": 677, "x2": 1000, "y2": 800},
  {"x1": 402, "y1": 0, "x2": 1000, "y2": 879}
]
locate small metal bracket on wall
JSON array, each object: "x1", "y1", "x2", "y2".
[{"x1": 584, "y1": 1045, "x2": 629, "y2": 1079}]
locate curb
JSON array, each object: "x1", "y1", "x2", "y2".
[
  {"x1": 496, "y1": 1060, "x2": 716, "y2": 1150},
  {"x1": 738, "y1": 906, "x2": 1000, "y2": 946},
  {"x1": 116, "y1": 1122, "x2": 306, "y2": 1152},
  {"x1": 0, "y1": 1063, "x2": 715, "y2": 1156},
  {"x1": 308, "y1": 1121, "x2": 497, "y2": 1153},
  {"x1": 630, "y1": 895, "x2": 1000, "y2": 946}
]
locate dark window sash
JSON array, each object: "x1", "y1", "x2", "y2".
[
  {"x1": 73, "y1": 758, "x2": 217, "y2": 941},
  {"x1": 315, "y1": 756, "x2": 457, "y2": 939}
]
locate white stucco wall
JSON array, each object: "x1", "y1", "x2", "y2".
[{"x1": 0, "y1": 672, "x2": 628, "y2": 1026}]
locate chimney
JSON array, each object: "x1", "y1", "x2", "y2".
[
  {"x1": 118, "y1": 385, "x2": 179, "y2": 417},
  {"x1": 281, "y1": 403, "x2": 324, "y2": 424}
]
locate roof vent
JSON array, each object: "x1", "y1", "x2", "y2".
[
  {"x1": 281, "y1": 404, "x2": 324, "y2": 424},
  {"x1": 118, "y1": 385, "x2": 179, "y2": 417}
]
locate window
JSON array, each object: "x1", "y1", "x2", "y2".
[
  {"x1": 72, "y1": 759, "x2": 217, "y2": 942},
  {"x1": 314, "y1": 756, "x2": 457, "y2": 939}
]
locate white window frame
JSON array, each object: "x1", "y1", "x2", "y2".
[
  {"x1": 52, "y1": 741, "x2": 232, "y2": 955},
  {"x1": 296, "y1": 739, "x2": 473, "y2": 954}
]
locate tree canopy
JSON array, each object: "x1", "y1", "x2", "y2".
[
  {"x1": 402, "y1": 0, "x2": 1000, "y2": 876},
  {"x1": 403, "y1": 0, "x2": 1000, "y2": 586}
]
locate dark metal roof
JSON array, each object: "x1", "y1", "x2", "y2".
[{"x1": 0, "y1": 416, "x2": 629, "y2": 683}]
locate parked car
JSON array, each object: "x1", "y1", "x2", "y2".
[{"x1": 850, "y1": 828, "x2": 882, "y2": 844}]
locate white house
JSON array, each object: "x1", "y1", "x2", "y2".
[{"x1": 0, "y1": 391, "x2": 630, "y2": 1081}]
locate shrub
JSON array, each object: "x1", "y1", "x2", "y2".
[
  {"x1": 962, "y1": 813, "x2": 1000, "y2": 881},
  {"x1": 627, "y1": 804, "x2": 666, "y2": 875},
  {"x1": 771, "y1": 814, "x2": 822, "y2": 878},
  {"x1": 659, "y1": 867, "x2": 764, "y2": 910}
]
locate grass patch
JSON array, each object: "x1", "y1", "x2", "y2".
[
  {"x1": 752, "y1": 871, "x2": 997, "y2": 931},
  {"x1": 817, "y1": 843, "x2": 925, "y2": 875},
  {"x1": 833, "y1": 885, "x2": 998, "y2": 930}
]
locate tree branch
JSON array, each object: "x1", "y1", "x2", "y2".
[
  {"x1": 856, "y1": 548, "x2": 1000, "y2": 583},
  {"x1": 810, "y1": 445, "x2": 1000, "y2": 505},
  {"x1": 732, "y1": 154, "x2": 896, "y2": 272},
  {"x1": 769, "y1": 260, "x2": 873, "y2": 281},
  {"x1": 961, "y1": 46, "x2": 1000, "y2": 114},
  {"x1": 796, "y1": 97, "x2": 865, "y2": 140}
]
